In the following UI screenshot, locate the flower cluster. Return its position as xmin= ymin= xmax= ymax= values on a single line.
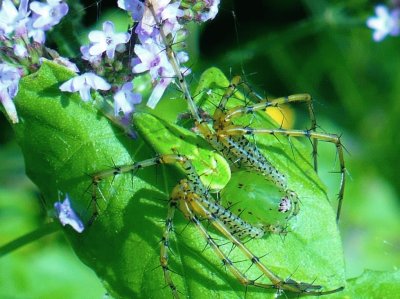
xmin=119 ymin=0 xmax=188 ymax=108
xmin=367 ymin=4 xmax=400 ymax=42
xmin=0 ymin=0 xmax=69 ymax=123
xmin=0 ymin=0 xmax=221 ymax=233
xmin=0 ymin=0 xmax=68 ymax=49
xmin=61 ymin=0 xmax=221 ymax=118
xmin=1 ymin=0 xmax=220 ymax=127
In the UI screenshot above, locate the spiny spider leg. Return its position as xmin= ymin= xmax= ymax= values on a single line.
xmin=160 ymin=195 xmax=180 ymax=299
xmin=217 ymin=76 xmax=319 ymax=173
xmin=91 ymin=153 xmax=340 ymax=297
xmin=196 ymin=76 xmax=345 ymax=221
xmin=220 ymin=126 xmax=346 ymax=222
xmin=90 ymin=154 xmax=264 ymax=293
xmin=176 ymin=179 xmax=343 ymax=296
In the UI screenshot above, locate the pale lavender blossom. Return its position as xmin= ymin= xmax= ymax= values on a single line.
xmin=114 ymin=82 xmax=142 ymax=116
xmin=132 ymin=40 xmax=175 ymax=108
xmin=137 ymin=0 xmax=183 ymax=37
xmin=30 ymin=0 xmax=68 ymax=30
xmin=80 ymin=45 xmax=102 ymax=65
xmin=159 ymin=1 xmax=183 ymax=36
xmin=176 ymin=51 xmax=189 ymax=63
xmin=27 ymin=22 xmax=46 ymax=43
xmin=59 ymin=72 xmax=111 ymax=102
xmin=88 ymin=21 xmax=131 ymax=59
xmin=200 ymin=0 xmax=220 ymax=22
xmin=54 ymin=195 xmax=84 ymax=233
xmin=0 ymin=63 xmax=21 ymax=123
xmin=147 ymin=77 xmax=173 ymax=108
xmin=52 ymin=56 xmax=79 ymax=73
xmin=132 ymin=41 xmax=174 ymax=79
xmin=0 ymin=0 xmax=30 ymax=37
xmin=367 ymin=5 xmax=400 ymax=42
xmin=13 ymin=44 xmax=28 ymax=58
xmin=117 ymin=0 xmax=145 ymax=21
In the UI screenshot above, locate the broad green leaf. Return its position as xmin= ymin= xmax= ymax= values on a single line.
xmin=330 ymin=270 xmax=400 ymax=298
xmin=11 ymin=61 xmax=345 ymax=298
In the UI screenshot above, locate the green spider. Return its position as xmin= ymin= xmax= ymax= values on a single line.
xmin=90 ymin=67 xmax=346 ymax=298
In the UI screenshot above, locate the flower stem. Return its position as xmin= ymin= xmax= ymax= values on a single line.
xmin=0 ymin=222 xmax=60 ymax=258
xmin=146 ymin=0 xmax=202 ymax=123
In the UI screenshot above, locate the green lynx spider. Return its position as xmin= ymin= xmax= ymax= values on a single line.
xmin=89 ymin=2 xmax=345 ymax=297
xmin=90 ymin=73 xmax=346 ymax=298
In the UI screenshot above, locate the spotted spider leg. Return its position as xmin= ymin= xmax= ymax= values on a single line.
xmin=198 ymin=77 xmax=345 ymax=221
xmin=170 ymin=173 xmax=344 ymax=296
xmin=221 ymin=126 xmax=345 ymax=221
xmin=230 ymin=77 xmax=319 ymax=173
xmin=194 ymin=82 xmax=302 ymax=224
xmin=91 ymin=154 xmax=260 ymax=295
xmin=91 ymin=153 xmax=342 ymax=297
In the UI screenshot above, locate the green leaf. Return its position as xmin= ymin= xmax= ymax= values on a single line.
xmin=330 ymin=270 xmax=400 ymax=298
xmin=132 ymin=112 xmax=231 ymax=191
xmin=11 ymin=62 xmax=345 ymax=298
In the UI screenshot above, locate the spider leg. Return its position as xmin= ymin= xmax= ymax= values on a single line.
xmin=160 ymin=195 xmax=180 ymax=299
xmin=176 ymin=179 xmax=343 ymax=295
xmin=220 ymin=126 xmax=346 ymax=222
xmin=215 ymin=76 xmax=319 ymax=173
xmin=90 ymin=151 xmax=343 ymax=296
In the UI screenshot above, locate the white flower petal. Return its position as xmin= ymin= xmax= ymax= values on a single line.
xmin=103 ymin=20 xmax=115 ymax=35
xmin=88 ymin=30 xmax=106 ymax=42
xmin=79 ymin=85 xmax=92 ymax=101
xmin=89 ymin=43 xmax=106 ymax=56
xmin=147 ymin=78 xmax=172 ymax=109
xmin=54 ymin=195 xmax=85 ymax=233
xmin=59 ymin=77 xmax=74 ymax=92
xmin=0 ymin=90 xmax=19 ymax=123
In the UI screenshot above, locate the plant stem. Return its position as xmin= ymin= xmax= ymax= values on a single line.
xmin=0 ymin=222 xmax=60 ymax=258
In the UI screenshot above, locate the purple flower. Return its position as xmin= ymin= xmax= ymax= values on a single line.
xmin=27 ymin=21 xmax=46 ymax=43
xmin=54 ymin=195 xmax=84 ymax=233
xmin=114 ymin=82 xmax=142 ymax=116
xmin=137 ymin=0 xmax=183 ymax=37
xmin=30 ymin=0 xmax=69 ymax=30
xmin=0 ymin=63 xmax=21 ymax=123
xmin=59 ymin=72 xmax=111 ymax=102
xmin=132 ymin=40 xmax=175 ymax=108
xmin=132 ymin=41 xmax=174 ymax=78
xmin=117 ymin=0 xmax=145 ymax=21
xmin=0 ymin=0 xmax=30 ymax=37
xmin=52 ymin=56 xmax=79 ymax=73
xmin=88 ymin=21 xmax=131 ymax=59
xmin=367 ymin=5 xmax=400 ymax=42
xmin=200 ymin=0 xmax=220 ymax=22
xmin=147 ymin=77 xmax=173 ymax=108
xmin=13 ymin=44 xmax=28 ymax=58
xmin=80 ymin=45 xmax=102 ymax=65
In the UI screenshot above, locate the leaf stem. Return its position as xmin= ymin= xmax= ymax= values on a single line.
xmin=0 ymin=221 xmax=60 ymax=258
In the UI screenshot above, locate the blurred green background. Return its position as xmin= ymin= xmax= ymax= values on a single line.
xmin=1 ymin=0 xmax=400 ymax=297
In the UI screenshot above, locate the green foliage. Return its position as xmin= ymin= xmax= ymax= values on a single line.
xmin=8 ymin=61 xmax=346 ymax=298
xmin=0 ymin=188 xmax=106 ymax=299
xmin=2 ymin=1 xmax=400 ymax=297
xmin=331 ymin=270 xmax=400 ymax=298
